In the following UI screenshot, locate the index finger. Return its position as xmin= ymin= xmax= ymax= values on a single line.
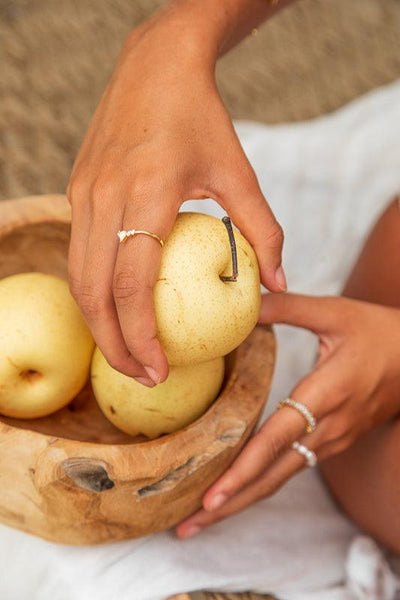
xmin=259 ymin=292 xmax=345 ymax=334
xmin=202 ymin=403 xmax=309 ymax=511
xmin=113 ymin=195 xmax=179 ymax=384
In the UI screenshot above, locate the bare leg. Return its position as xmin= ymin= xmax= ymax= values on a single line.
xmin=320 ymin=197 xmax=400 ymax=554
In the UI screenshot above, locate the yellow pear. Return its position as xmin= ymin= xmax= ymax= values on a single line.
xmin=91 ymin=347 xmax=225 ymax=439
xmin=0 ymin=272 xmax=94 ymax=418
xmin=154 ymin=212 xmax=261 ymax=365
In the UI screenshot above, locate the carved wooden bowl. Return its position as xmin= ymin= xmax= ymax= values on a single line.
xmin=0 ymin=195 xmax=276 ymax=545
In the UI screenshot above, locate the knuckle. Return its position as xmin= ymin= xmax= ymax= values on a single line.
xmin=127 ymin=174 xmax=171 ymax=209
xmin=78 ymin=287 xmax=106 ymax=317
xmin=265 ymin=220 xmax=284 ymax=249
xmin=259 ymin=427 xmax=289 ymax=462
xmin=129 ymin=172 xmax=156 ymax=198
xmin=113 ymin=270 xmax=142 ymax=304
xmin=267 ymin=437 xmax=284 ymax=462
xmin=90 ymin=177 xmax=119 ymax=205
xmin=66 ymin=176 xmax=87 ymax=204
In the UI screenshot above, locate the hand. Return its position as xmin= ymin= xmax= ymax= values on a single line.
xmin=66 ymin=11 xmax=285 ymax=387
xmin=176 ymin=293 xmax=400 ymax=538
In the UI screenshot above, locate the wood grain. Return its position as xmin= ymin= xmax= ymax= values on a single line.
xmin=0 ymin=195 xmax=276 ymax=545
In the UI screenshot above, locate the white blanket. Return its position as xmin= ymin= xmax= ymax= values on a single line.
xmin=2 ymin=80 xmax=400 ymax=600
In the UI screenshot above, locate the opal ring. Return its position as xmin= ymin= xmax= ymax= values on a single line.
xmin=291 ymin=441 xmax=317 ymax=467
xmin=117 ymin=229 xmax=164 ymax=248
xmin=276 ymin=397 xmax=317 ymax=434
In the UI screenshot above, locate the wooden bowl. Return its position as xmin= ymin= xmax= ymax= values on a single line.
xmin=0 ymin=195 xmax=276 ymax=545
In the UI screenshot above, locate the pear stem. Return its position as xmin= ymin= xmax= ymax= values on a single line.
xmin=220 ymin=216 xmax=238 ymax=282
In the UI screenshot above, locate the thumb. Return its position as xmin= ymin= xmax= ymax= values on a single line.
xmin=259 ymin=293 xmax=340 ymax=334
xmin=222 ymin=175 xmax=285 ymax=293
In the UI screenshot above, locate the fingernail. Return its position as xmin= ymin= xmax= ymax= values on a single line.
xmin=135 ymin=376 xmax=155 ymax=387
xmin=144 ymin=366 xmax=162 ymax=385
xmin=275 ymin=265 xmax=287 ymax=291
xmin=206 ymin=493 xmax=227 ymax=512
xmin=181 ymin=525 xmax=201 ymax=539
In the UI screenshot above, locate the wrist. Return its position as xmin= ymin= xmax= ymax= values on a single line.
xmin=123 ymin=2 xmax=226 ymax=71
xmin=122 ymin=0 xmax=289 ymax=74
xmin=157 ymin=0 xmax=289 ymax=56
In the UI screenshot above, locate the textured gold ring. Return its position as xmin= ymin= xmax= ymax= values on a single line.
xmin=276 ymin=397 xmax=317 ymax=434
xmin=117 ymin=229 xmax=164 ymax=248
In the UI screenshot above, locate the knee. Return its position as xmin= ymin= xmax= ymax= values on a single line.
xmin=320 ymin=424 xmax=400 ymax=555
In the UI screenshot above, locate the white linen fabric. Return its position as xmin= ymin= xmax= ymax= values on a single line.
xmin=1 ymin=80 xmax=400 ymax=600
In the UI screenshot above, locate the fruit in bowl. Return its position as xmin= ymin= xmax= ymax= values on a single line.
xmin=154 ymin=212 xmax=261 ymax=365
xmin=92 ymin=348 xmax=225 ymax=439
xmin=0 ymin=194 xmax=275 ymax=545
xmin=0 ymin=272 xmax=94 ymax=418
xmin=91 ymin=211 xmax=261 ymax=439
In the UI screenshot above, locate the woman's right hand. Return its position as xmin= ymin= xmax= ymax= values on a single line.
xmin=67 ymin=7 xmax=285 ymax=387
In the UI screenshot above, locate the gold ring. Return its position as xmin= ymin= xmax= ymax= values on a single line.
xmin=276 ymin=397 xmax=317 ymax=434
xmin=117 ymin=229 xmax=164 ymax=247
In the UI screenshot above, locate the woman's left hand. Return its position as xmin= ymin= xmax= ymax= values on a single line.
xmin=176 ymin=293 xmax=400 ymax=538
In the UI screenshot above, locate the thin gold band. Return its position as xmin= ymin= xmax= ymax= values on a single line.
xmin=117 ymin=229 xmax=164 ymax=248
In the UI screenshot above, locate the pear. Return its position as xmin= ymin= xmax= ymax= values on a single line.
xmin=91 ymin=347 xmax=224 ymax=439
xmin=0 ymin=273 xmax=94 ymax=418
xmin=154 ymin=212 xmax=261 ymax=365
